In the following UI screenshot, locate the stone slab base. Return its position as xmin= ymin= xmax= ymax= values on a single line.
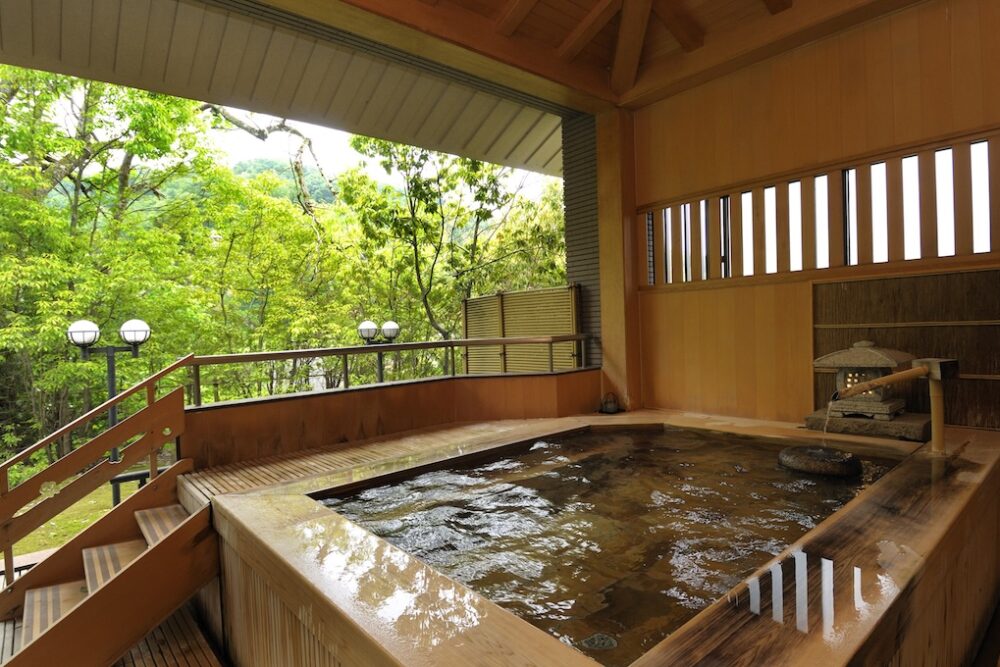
xmin=804 ymin=410 xmax=931 ymax=442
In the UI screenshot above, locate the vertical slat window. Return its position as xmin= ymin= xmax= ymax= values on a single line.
xmin=886 ymin=157 xmax=905 ymax=262
xmin=670 ymin=205 xmax=683 ymax=284
xmin=699 ymin=200 xmax=707 ymax=279
xmin=827 ymin=172 xmax=846 ymax=268
xmin=815 ymin=175 xmax=830 ymax=269
xmin=730 ymin=193 xmax=744 ymax=278
xmin=989 ymin=136 xmax=1000 ymax=250
xmin=871 ymin=162 xmax=889 ymax=263
xmin=742 ymin=191 xmax=754 ymax=276
xmin=918 ymin=151 xmax=937 ymax=259
xmin=935 ymin=148 xmax=956 ymax=257
xmin=708 ymin=198 xmax=723 ymax=279
xmin=856 ymin=166 xmax=873 ymax=264
xmin=952 ymin=143 xmax=974 ymax=256
xmin=645 ymin=211 xmax=655 ymax=285
xmin=789 ymin=181 xmax=803 ymax=271
xmin=971 ymin=141 xmax=991 ymax=253
xmin=776 ymin=182 xmax=790 ymax=273
xmin=902 ymin=155 xmax=922 ymax=260
xmin=753 ymin=187 xmax=766 ymax=275
xmin=682 ymin=203 xmax=692 ymax=282
xmin=690 ymin=200 xmax=704 ymax=281
xmin=653 ymin=209 xmax=666 ymax=284
xmin=845 ymin=168 xmax=858 ymax=266
xmin=664 ymin=208 xmax=674 ymax=283
xmin=801 ymin=177 xmax=816 ymax=271
xmin=763 ymin=186 xmax=777 ymax=274
xmin=720 ymin=196 xmax=732 ymax=278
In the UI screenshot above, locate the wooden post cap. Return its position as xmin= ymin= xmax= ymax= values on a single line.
xmin=912 ymin=358 xmax=959 ymax=380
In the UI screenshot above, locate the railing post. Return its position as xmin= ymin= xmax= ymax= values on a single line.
xmin=548 ymin=342 xmax=555 ymax=372
xmin=191 ymin=364 xmax=202 ymax=407
xmin=147 ymin=384 xmax=158 ymax=482
xmin=376 ymin=351 xmax=385 ymax=383
xmin=342 ymin=355 xmax=350 ymax=389
xmin=1 ymin=469 xmax=11 ymax=586
xmin=450 ymin=344 xmax=457 ymax=376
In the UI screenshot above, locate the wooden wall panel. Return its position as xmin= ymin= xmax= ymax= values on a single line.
xmin=634 ymin=0 xmax=1000 ymax=207
xmin=181 ymin=370 xmax=601 ymax=468
xmin=639 ymin=282 xmax=813 ymax=422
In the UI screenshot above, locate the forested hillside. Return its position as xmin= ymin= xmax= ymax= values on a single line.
xmin=0 ymin=65 xmax=565 ymax=466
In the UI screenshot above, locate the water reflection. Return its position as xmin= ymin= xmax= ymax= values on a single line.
xmin=324 ymin=428 xmax=891 ymax=666
xmin=736 ymin=542 xmax=921 ymax=650
xmin=296 ymin=514 xmax=484 ymax=649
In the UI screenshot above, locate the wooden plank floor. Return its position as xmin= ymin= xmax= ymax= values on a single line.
xmin=179 ymin=418 xmax=584 ymax=505
xmin=113 ymin=604 xmax=222 ymax=667
xmin=179 ymin=410 xmax=919 ymax=506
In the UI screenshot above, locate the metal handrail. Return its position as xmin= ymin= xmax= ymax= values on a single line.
xmin=188 ymin=334 xmax=587 ymax=366
xmin=187 ymin=334 xmax=589 ymax=406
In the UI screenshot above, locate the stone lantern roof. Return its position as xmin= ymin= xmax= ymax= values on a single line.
xmin=813 ymin=340 xmax=914 ymax=369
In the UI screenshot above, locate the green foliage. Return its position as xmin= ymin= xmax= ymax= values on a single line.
xmin=0 ymin=64 xmax=566 ymax=461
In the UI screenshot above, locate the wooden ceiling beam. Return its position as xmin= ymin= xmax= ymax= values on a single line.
xmin=651 ymin=0 xmax=704 ymax=52
xmin=762 ymin=0 xmax=793 ymax=14
xmin=621 ymin=0 xmax=929 ymax=108
xmin=611 ymin=0 xmax=653 ymax=93
xmin=556 ymin=0 xmax=623 ymax=61
xmin=496 ymin=0 xmax=540 ymax=37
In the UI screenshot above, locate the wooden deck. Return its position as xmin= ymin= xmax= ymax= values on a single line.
xmin=114 ymin=604 xmax=222 ymax=667
xmin=0 ymin=604 xmax=220 ymax=666
xmin=178 ymin=409 xmax=918 ymax=507
xmin=178 ymin=417 xmax=593 ymax=506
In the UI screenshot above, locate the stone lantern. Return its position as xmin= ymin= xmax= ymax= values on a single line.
xmin=813 ymin=340 xmax=914 ymax=420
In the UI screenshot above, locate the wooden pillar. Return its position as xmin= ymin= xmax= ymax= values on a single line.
xmin=597 ymin=109 xmax=641 ymax=409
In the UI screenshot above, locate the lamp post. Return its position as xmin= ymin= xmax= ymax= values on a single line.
xmin=357 ymin=320 xmax=400 ymax=383
xmin=67 ymin=318 xmax=151 ymax=505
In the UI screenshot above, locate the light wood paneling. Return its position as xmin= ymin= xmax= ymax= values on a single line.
xmin=181 ymin=370 xmax=601 ymax=468
xmin=634 ymin=0 xmax=1000 ymax=206
xmin=638 ymin=281 xmax=813 ymax=421
xmin=596 ymin=110 xmax=642 ymax=407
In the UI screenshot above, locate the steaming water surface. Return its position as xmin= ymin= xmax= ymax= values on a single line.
xmin=323 ymin=427 xmax=891 ymax=666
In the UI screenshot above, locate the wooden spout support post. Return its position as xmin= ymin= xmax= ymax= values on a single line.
xmin=912 ymin=358 xmax=959 ymax=455
xmin=835 ymin=358 xmax=958 ymax=454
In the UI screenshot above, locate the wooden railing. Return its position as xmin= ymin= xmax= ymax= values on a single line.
xmin=187 ymin=334 xmax=589 ymax=406
xmin=638 ymin=129 xmax=1000 ymax=288
xmin=0 ymin=354 xmax=193 ymax=584
xmin=0 ymin=335 xmax=589 ymax=581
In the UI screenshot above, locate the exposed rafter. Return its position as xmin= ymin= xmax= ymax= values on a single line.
xmin=611 ymin=0 xmax=653 ymax=93
xmin=556 ymin=0 xmax=623 ymax=61
xmin=496 ymin=0 xmax=540 ymax=36
xmin=762 ymin=0 xmax=793 ymax=14
xmin=651 ymin=0 xmax=704 ymax=52
xmin=622 ymin=0 xmax=930 ymax=107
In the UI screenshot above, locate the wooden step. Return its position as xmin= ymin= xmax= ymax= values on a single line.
xmin=81 ymin=540 xmax=147 ymax=594
xmin=134 ymin=505 xmax=187 ymax=546
xmin=21 ymin=580 xmax=87 ymax=646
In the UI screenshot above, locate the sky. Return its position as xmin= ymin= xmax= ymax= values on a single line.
xmin=207 ymin=108 xmax=559 ymax=200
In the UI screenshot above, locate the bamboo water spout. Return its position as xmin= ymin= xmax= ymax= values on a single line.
xmin=833 ymin=358 xmax=958 ymax=455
